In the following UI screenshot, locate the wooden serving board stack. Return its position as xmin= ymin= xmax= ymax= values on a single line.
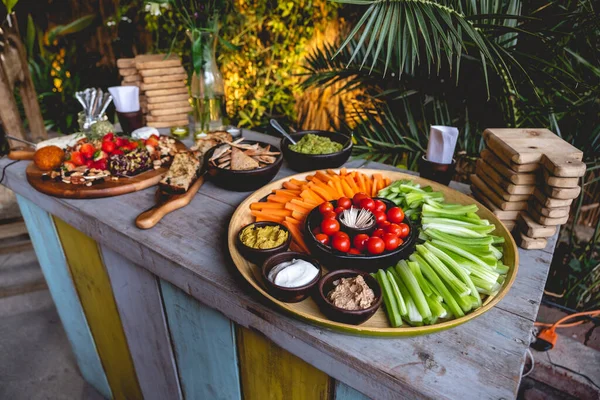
xmin=116 ymin=54 xmax=192 ymax=129
xmin=470 ymin=128 xmax=585 ymax=250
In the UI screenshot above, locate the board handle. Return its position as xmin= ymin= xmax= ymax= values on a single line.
xmin=8 ymin=148 xmax=35 ymax=160
xmin=135 ymin=176 xmax=205 ymax=229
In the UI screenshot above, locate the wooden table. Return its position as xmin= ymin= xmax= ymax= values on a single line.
xmin=0 ymin=130 xmax=557 ymax=400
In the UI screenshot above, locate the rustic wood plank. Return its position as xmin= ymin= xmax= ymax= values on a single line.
xmin=236 ymin=326 xmax=331 ymax=400
xmin=334 ymin=381 xmax=371 ymax=400
xmin=0 ymin=220 xmax=27 ymax=239
xmin=0 ymin=131 xmax=557 ymax=400
xmin=100 ymin=246 xmax=182 ymax=400
xmin=159 ymin=280 xmax=241 ymax=400
xmin=52 ymin=217 xmax=142 ymax=400
xmin=15 ymin=195 xmax=112 ymax=399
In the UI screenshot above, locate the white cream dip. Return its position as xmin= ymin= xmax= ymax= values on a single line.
xmin=268 ymin=259 xmax=319 ymax=288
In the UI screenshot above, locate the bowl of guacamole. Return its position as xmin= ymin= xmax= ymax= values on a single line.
xmin=281 ymin=130 xmax=352 ymax=172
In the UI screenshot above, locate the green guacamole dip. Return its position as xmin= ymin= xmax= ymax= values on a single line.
xmin=240 ymin=225 xmax=288 ymax=249
xmin=289 ymin=134 xmax=343 ymax=155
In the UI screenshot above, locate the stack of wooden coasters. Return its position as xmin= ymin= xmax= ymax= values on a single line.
xmin=470 ymin=128 xmax=585 ymax=249
xmin=116 ymin=54 xmax=191 ymax=129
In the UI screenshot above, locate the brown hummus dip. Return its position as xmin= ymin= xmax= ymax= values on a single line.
xmin=327 ymin=275 xmax=375 ymax=310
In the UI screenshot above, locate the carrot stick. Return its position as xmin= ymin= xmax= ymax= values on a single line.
xmin=285 ymin=202 xmax=311 ymax=213
xmin=283 ymin=181 xmax=301 ymax=191
xmin=250 ymin=202 xmax=286 ymax=210
xmin=384 ymin=177 xmax=392 ymax=187
xmin=340 ymin=168 xmax=348 ymax=176
xmin=290 ymin=178 xmax=306 ymax=186
xmin=285 ymin=216 xmax=302 ymax=226
xmin=300 ymin=189 xmax=324 ymax=204
xmin=251 ymin=210 xmax=285 ymax=222
xmin=315 ymin=171 xmax=331 ymax=182
xmin=283 ymin=221 xmax=310 ymax=253
xmin=310 ymin=184 xmax=334 ymax=201
xmin=312 ymin=178 xmax=339 ymax=199
xmin=356 ymin=173 xmax=367 ymax=193
xmin=273 ymin=189 xmax=300 ymax=198
xmin=290 ymin=198 xmax=318 ymax=210
xmin=291 ymin=210 xmax=307 ymax=220
xmin=267 ymin=195 xmax=292 ymax=204
xmin=372 ymin=177 xmax=380 ymax=197
xmin=344 ymin=175 xmax=360 ymax=194
xmin=326 ymin=169 xmax=339 ymax=176
xmin=327 ymin=181 xmax=343 ymax=198
xmin=340 ymin=179 xmax=354 ymax=197
xmin=364 ymin=176 xmax=372 ymax=197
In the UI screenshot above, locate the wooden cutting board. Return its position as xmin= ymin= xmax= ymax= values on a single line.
xmin=26 ymin=139 xmax=187 ymax=199
xmin=480 ymin=149 xmax=536 ymax=185
xmin=475 ymin=168 xmax=530 ymax=202
xmin=518 ymin=213 xmax=556 ymax=238
xmin=471 ymin=185 xmax=521 ymax=220
xmin=476 ymin=159 xmax=535 ymax=195
xmin=541 ymin=168 xmax=580 ymax=188
xmin=470 ymin=175 xmax=528 ymax=211
xmin=543 ymin=184 xmax=581 ymax=200
xmin=483 ymin=128 xmax=583 ymax=165
xmin=529 ymin=199 xmax=570 ymax=218
xmin=515 ymin=231 xmax=547 ymax=250
xmin=529 ymin=207 xmax=569 ymax=226
xmin=532 ymin=188 xmax=573 ymax=208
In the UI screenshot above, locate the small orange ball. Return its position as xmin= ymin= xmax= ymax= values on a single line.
xmin=33 ymin=145 xmax=65 ymax=171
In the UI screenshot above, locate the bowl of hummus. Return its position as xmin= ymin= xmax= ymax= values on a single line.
xmin=236 ymin=222 xmax=292 ymax=265
xmin=316 ymin=269 xmax=382 ymax=325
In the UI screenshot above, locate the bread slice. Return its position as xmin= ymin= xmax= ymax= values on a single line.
xmin=159 ymin=152 xmax=200 ymax=193
xmin=231 ymin=147 xmax=259 ymax=170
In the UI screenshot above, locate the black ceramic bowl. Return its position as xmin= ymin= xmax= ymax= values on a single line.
xmin=204 ymin=140 xmax=283 ymax=192
xmin=236 ymin=222 xmax=292 ymax=265
xmin=262 ymin=252 xmax=322 ymax=303
xmin=304 ymin=199 xmax=417 ymax=272
xmin=280 ymin=130 xmax=352 ymax=172
xmin=316 ymin=269 xmax=382 ymax=325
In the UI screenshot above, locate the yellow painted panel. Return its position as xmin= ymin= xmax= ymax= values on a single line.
xmin=53 ymin=217 xmax=142 ymax=400
xmin=236 ymin=326 xmax=331 ymax=400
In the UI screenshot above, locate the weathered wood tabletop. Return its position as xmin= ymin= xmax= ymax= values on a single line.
xmin=0 ymin=130 xmax=556 ymax=399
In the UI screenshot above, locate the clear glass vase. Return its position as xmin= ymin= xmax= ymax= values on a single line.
xmin=188 ymin=30 xmax=227 ymax=138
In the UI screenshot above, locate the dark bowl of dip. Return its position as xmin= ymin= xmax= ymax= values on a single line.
xmin=281 ymin=131 xmax=352 ymax=172
xmin=262 ymin=252 xmax=322 ymax=303
xmin=315 ymin=269 xmax=382 ymax=325
xmin=236 ymin=222 xmax=292 ymax=265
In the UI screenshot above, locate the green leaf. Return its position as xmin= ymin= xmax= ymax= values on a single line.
xmin=2 ymin=0 xmax=19 ymax=14
xmin=26 ymin=14 xmax=35 ymax=57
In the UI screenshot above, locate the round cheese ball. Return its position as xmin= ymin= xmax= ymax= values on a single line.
xmin=33 ymin=145 xmax=65 ymax=171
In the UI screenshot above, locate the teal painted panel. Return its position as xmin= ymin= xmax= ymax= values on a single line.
xmin=16 ymin=195 xmax=112 ymax=399
xmin=159 ymin=279 xmax=242 ymax=400
xmin=334 ymin=381 xmax=372 ymax=400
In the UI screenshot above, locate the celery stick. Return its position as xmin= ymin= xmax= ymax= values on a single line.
xmin=386 ymin=269 xmax=407 ymax=316
xmin=469 ymin=296 xmax=481 ymax=308
xmin=416 ymin=245 xmax=470 ymax=297
xmin=421 ymin=218 xmax=496 ymax=233
xmin=396 ymin=262 xmax=432 ymax=319
xmin=423 ymin=203 xmax=478 ymax=215
xmin=392 ymin=270 xmax=422 ymax=323
xmin=426 ymin=295 xmax=447 ymax=319
xmin=424 ymin=242 xmax=482 ymax=307
xmin=432 ymin=239 xmax=497 ymax=268
xmin=410 ymin=254 xmax=464 ymax=318
xmin=495 ymin=262 xmax=510 ymax=274
xmin=450 ymin=286 xmax=473 ymax=313
xmin=425 ymin=229 xmax=492 ymax=244
xmin=421 ymin=211 xmax=487 ymax=224
xmin=443 ymin=250 xmax=499 ymax=280
xmin=406 ymin=261 xmax=433 ymax=297
xmin=491 ymin=235 xmax=505 ymax=244
xmin=375 ymin=270 xmax=402 ymax=327
xmin=470 ymin=276 xmax=498 ymax=292
xmin=490 ymin=245 xmax=503 ymax=260
xmin=423 ymin=224 xmax=486 ymax=238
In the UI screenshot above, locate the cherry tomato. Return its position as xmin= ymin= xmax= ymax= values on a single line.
xmin=382 ymin=233 xmax=400 ymax=251
xmin=373 ymin=211 xmax=387 ymax=224
xmin=101 ymin=141 xmax=116 ymax=154
xmin=352 ymin=192 xmax=369 ymax=206
xmin=385 ymin=223 xmax=402 ymax=237
xmin=378 ymin=220 xmax=391 ymax=229
xmin=322 ymin=211 xmax=337 ymax=220
xmin=334 ymin=206 xmax=345 ymax=215
xmin=315 ymin=233 xmax=330 ymax=246
xmin=348 ymin=248 xmax=361 ymax=255
xmin=332 ymin=231 xmax=349 ymax=240
xmin=102 ymin=133 xmax=114 ymax=142
xmin=366 ymin=237 xmax=385 ymax=255
xmin=332 ymin=235 xmax=351 ymax=253
xmin=353 ymin=234 xmax=370 ymax=251
xmin=387 ymin=207 xmax=405 ymax=224
xmin=319 ymin=202 xmax=334 ymax=214
xmin=320 ymin=218 xmax=340 ymax=236
xmin=373 ymin=199 xmax=387 ymax=213
xmin=359 ymin=198 xmax=375 ymax=211
xmin=372 ymin=228 xmax=386 ymax=238
xmin=337 ymin=197 xmax=352 ymax=209
xmin=397 ymin=222 xmax=410 ymax=238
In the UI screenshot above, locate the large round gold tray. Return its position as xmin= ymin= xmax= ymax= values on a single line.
xmin=228 ymin=169 xmax=519 ymax=336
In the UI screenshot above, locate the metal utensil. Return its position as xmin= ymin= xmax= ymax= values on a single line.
xmin=5 ymin=135 xmax=37 ymax=148
xmin=270 ymin=119 xmax=297 ymax=145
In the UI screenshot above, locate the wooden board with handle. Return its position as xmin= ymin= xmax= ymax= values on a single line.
xmin=145 ymin=87 xmax=188 ymax=97
xmin=529 ymin=207 xmax=569 ymax=226
xmin=529 ymin=199 xmax=570 ymax=218
xmin=541 ymin=168 xmax=580 ymax=188
xmin=470 ymin=174 xmax=528 ymax=211
xmin=143 ymin=73 xmax=187 ymax=84
xmin=471 ymin=185 xmax=521 ymax=220
xmin=146 ymin=113 xmax=189 ymax=122
xmin=480 ymin=149 xmax=536 ymax=185
xmin=136 ymin=176 xmax=205 ymax=229
xmin=476 ymin=159 xmax=535 ymax=195
xmin=146 ymin=93 xmax=189 ymax=104
xmin=141 ymin=81 xmax=187 ymax=91
xmin=136 ymin=58 xmax=182 ymax=71
xmin=515 ymin=231 xmax=547 ymax=250
xmin=532 ymin=187 xmax=573 ymax=208
xmin=541 ymin=155 xmax=586 ymax=178
xmin=147 ymin=100 xmax=191 ymax=111
xmin=543 ymin=184 xmax=581 ymax=200
xmin=483 ymin=128 xmax=583 ymax=165
xmin=474 ymin=168 xmax=530 ymax=202
xmin=517 ymin=213 xmax=556 ymax=238
xmin=8 ymin=147 xmax=35 ymax=160
xmin=25 ymin=140 xmax=187 ymax=199
xmin=139 ymin=67 xmax=186 ymax=78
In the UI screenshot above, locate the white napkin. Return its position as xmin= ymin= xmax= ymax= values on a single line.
xmin=108 ymin=86 xmax=140 ymax=112
xmin=426 ymin=125 xmax=459 ymax=164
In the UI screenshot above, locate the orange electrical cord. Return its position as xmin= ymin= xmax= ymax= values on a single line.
xmin=534 ymin=310 xmax=600 ymax=329
xmin=532 ymin=310 xmax=600 ymax=351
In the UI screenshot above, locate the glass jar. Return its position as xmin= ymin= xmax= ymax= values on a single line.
xmin=188 ymin=30 xmax=227 ymax=139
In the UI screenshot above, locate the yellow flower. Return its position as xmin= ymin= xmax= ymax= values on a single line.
xmin=54 ymin=78 xmax=62 ymax=89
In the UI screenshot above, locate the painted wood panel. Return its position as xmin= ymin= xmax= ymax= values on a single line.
xmin=334 ymin=381 xmax=371 ymax=400
xmin=16 ymin=195 xmax=112 ymax=399
xmin=101 ymin=245 xmax=182 ymax=400
xmin=236 ymin=326 xmax=331 ymax=400
xmin=52 ymin=217 xmax=142 ymax=400
xmin=159 ymin=279 xmax=242 ymax=400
